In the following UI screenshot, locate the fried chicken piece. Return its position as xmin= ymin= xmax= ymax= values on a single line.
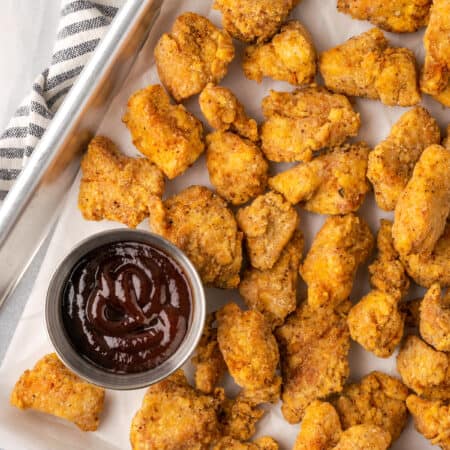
xmin=367 ymin=107 xmax=440 ymax=211
xmin=239 ymin=230 xmax=303 ymax=328
xmin=334 ymin=371 xmax=409 ymax=442
xmin=216 ymin=303 xmax=281 ymax=403
xmin=122 ymin=84 xmax=204 ymax=179
xmin=78 ymin=136 xmax=164 ymax=228
xmin=236 ymin=191 xmax=299 ymax=270
xmin=276 ymin=300 xmax=351 ymax=423
xmin=10 ymin=353 xmax=105 ymax=431
xmin=206 ymin=131 xmax=268 ymax=205
xmin=260 ymin=86 xmax=360 ymax=162
xmin=319 ymin=28 xmax=420 ymax=106
xmin=269 ymin=143 xmax=370 ymax=214
xmin=199 ymin=84 xmax=258 ymax=142
xmin=149 ymin=186 xmax=242 ymax=289
xmin=154 ymin=13 xmax=234 ymax=101
xmin=337 ymin=0 xmax=431 ymax=33
xmin=243 ymin=21 xmax=316 ymax=85
xmin=213 ymin=436 xmax=279 ymax=450
xmin=130 ymin=370 xmax=222 ymax=450
xmin=300 ymin=214 xmax=374 ymax=309
xmin=333 ymin=425 xmax=391 ymax=450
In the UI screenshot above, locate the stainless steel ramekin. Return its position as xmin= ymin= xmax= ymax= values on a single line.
xmin=45 ymin=229 xmax=205 ymax=390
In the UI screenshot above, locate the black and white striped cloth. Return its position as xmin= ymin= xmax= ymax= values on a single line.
xmin=0 ymin=0 xmax=124 ymax=201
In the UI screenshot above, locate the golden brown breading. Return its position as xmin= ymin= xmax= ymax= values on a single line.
xmin=243 ymin=21 xmax=316 ymax=85
xmin=300 ymin=214 xmax=374 ymax=309
xmin=216 ymin=303 xmax=281 ymax=403
xmin=269 ymin=143 xmax=370 ymax=214
xmin=78 ymin=136 xmax=164 ymax=228
xmin=367 ymin=107 xmax=441 ymax=211
xmin=149 ymin=186 xmax=242 ymax=289
xmin=319 ymin=28 xmax=420 ymax=106
xmin=400 ymin=298 xmax=422 ymax=329
xmin=213 ymin=436 xmax=279 ymax=450
xmin=206 ymin=131 xmax=268 ymax=205
xmin=239 ymin=230 xmax=303 ymax=328
xmin=236 ymin=191 xmax=299 ymax=270
xmin=154 ymin=13 xmax=234 ymax=101
xmin=337 ymin=0 xmax=431 ymax=33
xmin=332 ymin=424 xmax=391 ymax=450
xmin=10 ymin=353 xmax=105 ymax=432
xmin=199 ymin=84 xmax=258 ymax=142
xmin=122 ymin=84 xmax=204 ymax=179
xmin=276 ymin=300 xmax=351 ymax=423
xmin=130 ymin=370 xmax=222 ymax=450
xmin=260 ymin=86 xmax=360 ymax=162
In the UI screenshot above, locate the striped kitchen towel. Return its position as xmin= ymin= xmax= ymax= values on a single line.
xmin=0 ymin=0 xmax=124 ymax=201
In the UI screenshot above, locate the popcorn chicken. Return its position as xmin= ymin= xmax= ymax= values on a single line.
xmin=269 ymin=142 xmax=370 ymax=214
xmin=10 ymin=353 xmax=105 ymax=432
xmin=243 ymin=21 xmax=316 ymax=85
xmin=337 ymin=0 xmax=431 ymax=33
xmin=239 ymin=230 xmax=303 ymax=328
xmin=122 ymin=85 xmax=204 ymax=179
xmin=199 ymin=84 xmax=258 ymax=142
xmin=213 ymin=436 xmax=279 ymax=450
xmin=236 ymin=192 xmax=299 ymax=270
xmin=206 ymin=131 xmax=268 ymax=205
xmin=149 ymin=186 xmax=242 ymax=289
xmin=276 ymin=300 xmax=351 ymax=423
xmin=367 ymin=107 xmax=441 ymax=211
xmin=78 ymin=136 xmax=164 ymax=228
xmin=300 ymin=214 xmax=374 ymax=309
xmin=261 ymin=86 xmax=360 ymax=162
xmin=154 ymin=13 xmax=234 ymax=101
xmin=319 ymin=28 xmax=420 ymax=106
xmin=333 ymin=425 xmax=391 ymax=450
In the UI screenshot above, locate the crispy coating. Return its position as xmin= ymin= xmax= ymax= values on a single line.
xmin=10 ymin=353 xmax=105 ymax=431
xmin=400 ymin=298 xmax=422 ymax=329
xmin=154 ymin=13 xmax=234 ymax=101
xmin=78 ymin=136 xmax=164 ymax=228
xmin=213 ymin=436 xmax=279 ymax=450
xmin=243 ymin=21 xmax=316 ymax=85
xmin=236 ymin=191 xmax=299 ymax=270
xmin=122 ymin=84 xmax=204 ymax=179
xmin=130 ymin=370 xmax=222 ymax=450
xmin=217 ymin=303 xmax=281 ymax=403
xmin=199 ymin=84 xmax=258 ymax=142
xmin=392 ymin=145 xmax=450 ymax=257
xmin=300 ymin=214 xmax=374 ymax=309
xmin=260 ymin=86 xmax=360 ymax=162
xmin=269 ymin=143 xmax=370 ymax=214
xmin=319 ymin=28 xmax=420 ymax=106
xmin=149 ymin=186 xmax=242 ymax=288
xmin=239 ymin=230 xmax=303 ymax=328
xmin=333 ymin=425 xmax=391 ymax=450
xmin=367 ymin=106 xmax=441 ymax=211
xmin=276 ymin=300 xmax=351 ymax=423
xmin=206 ymin=131 xmax=268 ymax=205
xmin=337 ymin=0 xmax=431 ymax=33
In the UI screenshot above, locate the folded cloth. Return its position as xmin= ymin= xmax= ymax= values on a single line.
xmin=0 ymin=0 xmax=124 ymax=201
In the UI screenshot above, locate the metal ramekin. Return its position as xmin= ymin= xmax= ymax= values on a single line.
xmin=45 ymin=229 xmax=205 ymax=390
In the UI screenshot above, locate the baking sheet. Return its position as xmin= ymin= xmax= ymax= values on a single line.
xmin=0 ymin=0 xmax=449 ymax=448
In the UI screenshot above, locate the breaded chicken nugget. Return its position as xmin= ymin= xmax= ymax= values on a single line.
xmin=333 ymin=424 xmax=391 ymax=450
xmin=149 ymin=186 xmax=242 ymax=288
xmin=236 ymin=191 xmax=299 ymax=270
xmin=261 ymin=86 xmax=360 ymax=162
xmin=320 ymin=28 xmax=420 ymax=106
xmin=276 ymin=300 xmax=351 ymax=423
xmin=337 ymin=0 xmax=431 ymax=33
xmin=243 ymin=21 xmax=316 ymax=85
xmin=300 ymin=214 xmax=374 ymax=309
xmin=122 ymin=85 xmax=204 ymax=179
xmin=239 ymin=230 xmax=303 ymax=328
xmin=10 ymin=353 xmax=105 ymax=431
xmin=367 ymin=107 xmax=440 ymax=211
xmin=213 ymin=436 xmax=279 ymax=450
xmin=199 ymin=84 xmax=258 ymax=142
xmin=154 ymin=13 xmax=234 ymax=101
xmin=269 ymin=143 xmax=370 ymax=214
xmin=206 ymin=131 xmax=268 ymax=205
xmin=78 ymin=136 xmax=164 ymax=228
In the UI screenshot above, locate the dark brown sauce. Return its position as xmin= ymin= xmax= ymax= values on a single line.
xmin=62 ymin=241 xmax=192 ymax=374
